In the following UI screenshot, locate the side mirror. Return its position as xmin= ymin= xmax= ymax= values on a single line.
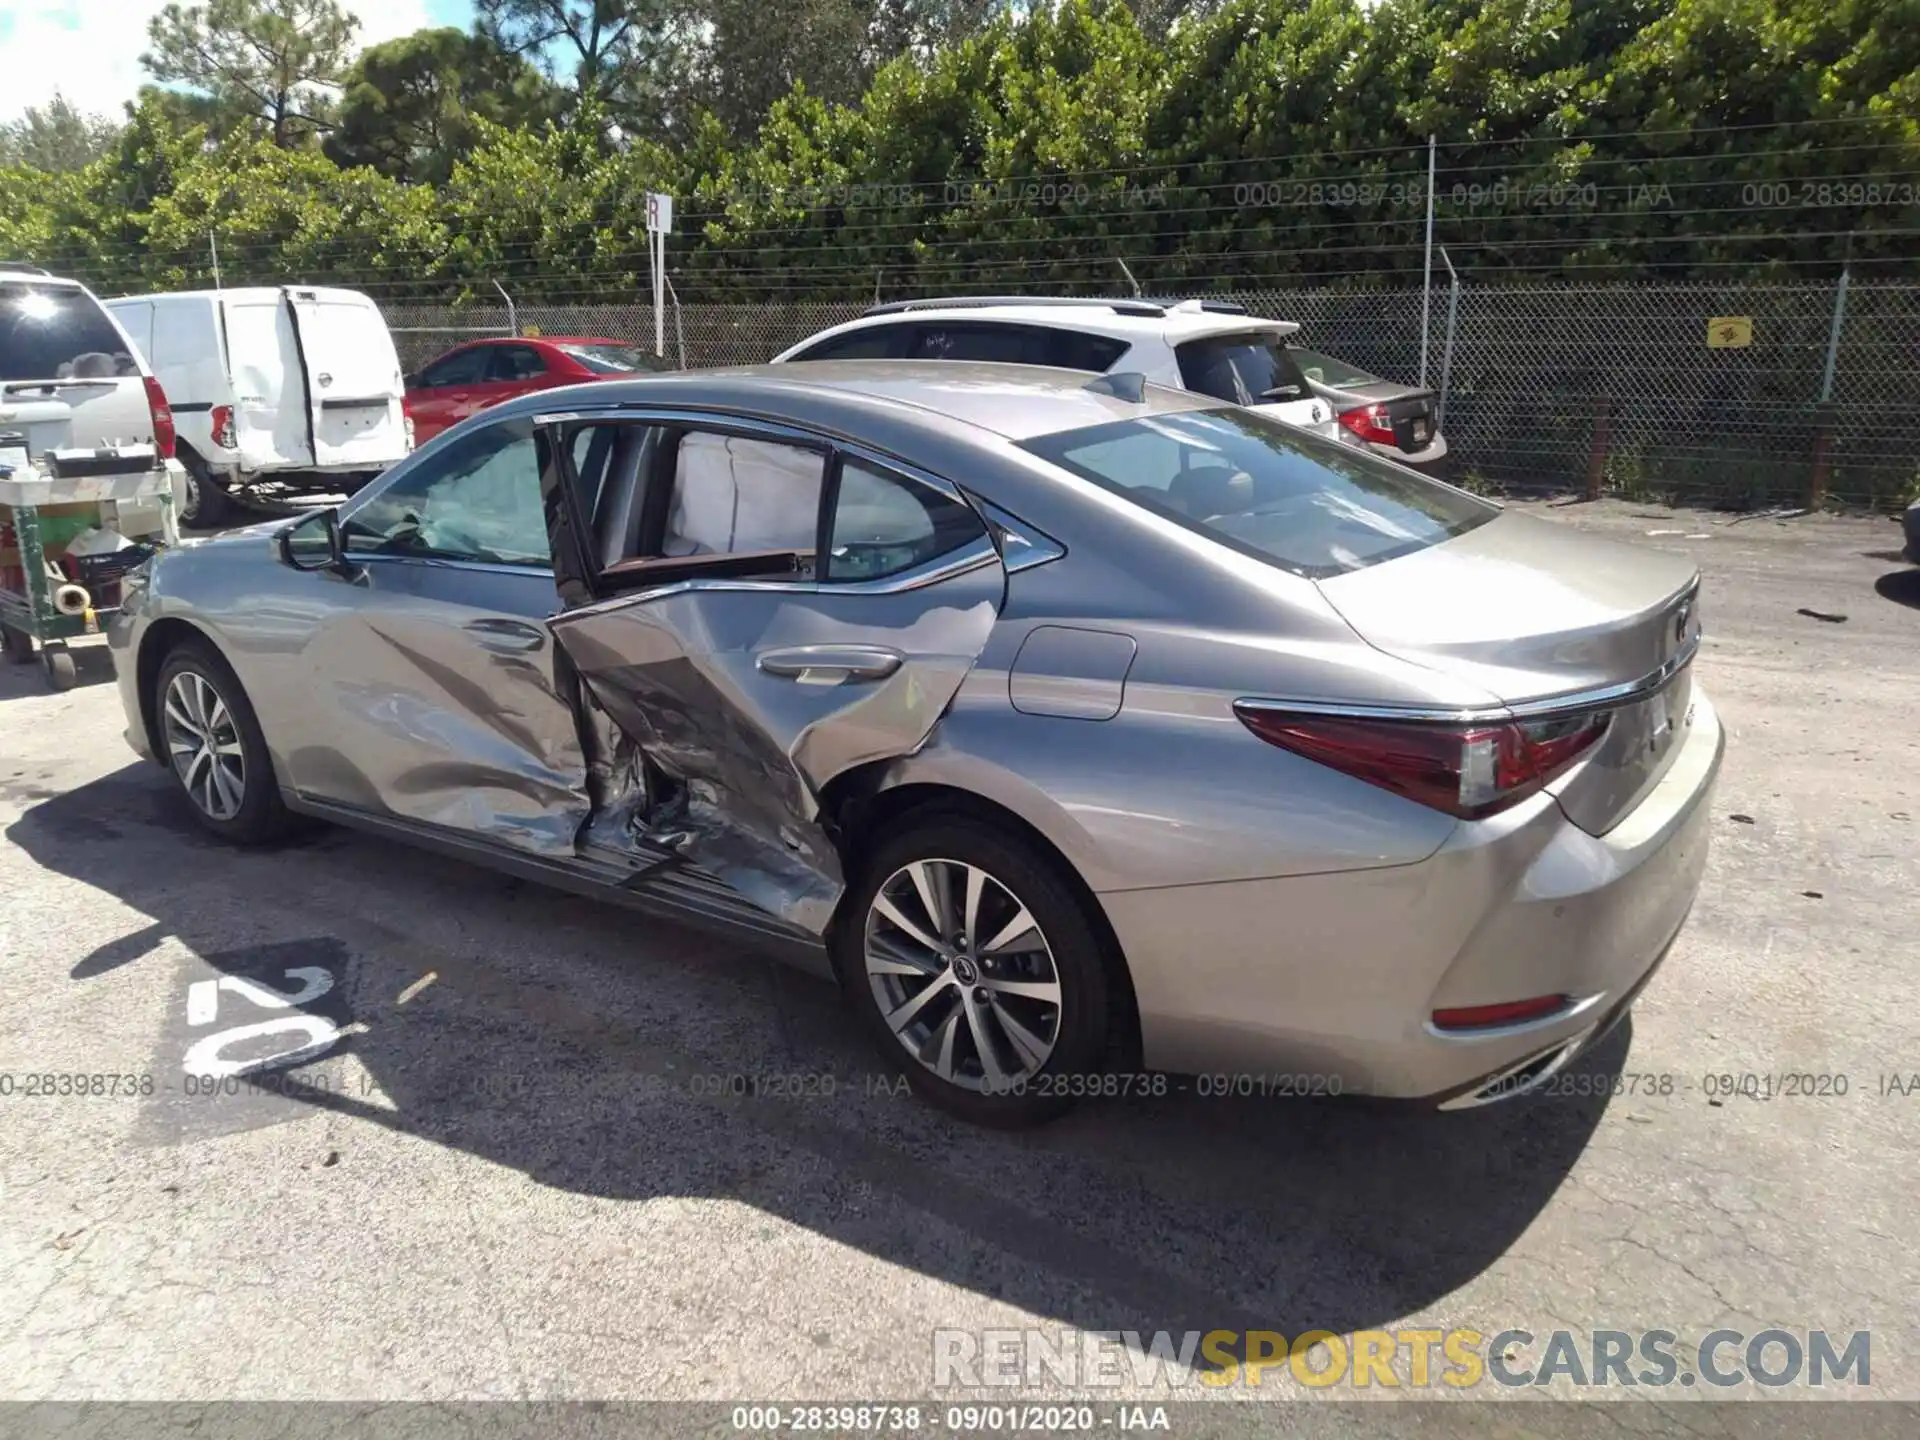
xmin=280 ymin=508 xmax=344 ymax=572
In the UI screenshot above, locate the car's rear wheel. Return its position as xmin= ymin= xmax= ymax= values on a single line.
xmin=178 ymin=450 xmax=232 ymax=531
xmin=155 ymin=641 xmax=291 ymax=844
xmin=837 ymin=813 xmax=1112 ymax=1127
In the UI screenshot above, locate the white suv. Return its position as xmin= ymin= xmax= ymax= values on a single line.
xmin=1 ymin=264 xmax=175 ymax=461
xmin=771 ymin=296 xmax=1342 ymax=439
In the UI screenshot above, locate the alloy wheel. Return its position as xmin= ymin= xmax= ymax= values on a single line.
xmin=864 ymin=858 xmax=1062 ymax=1092
xmin=163 ymin=670 xmax=246 ymax=820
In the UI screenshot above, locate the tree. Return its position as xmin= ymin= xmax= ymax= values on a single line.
xmin=326 ymin=28 xmax=560 ymax=184
xmin=475 ymin=0 xmax=698 ymax=114
xmin=0 ymin=95 xmax=123 ymax=173
xmin=142 ymin=0 xmax=359 ymax=147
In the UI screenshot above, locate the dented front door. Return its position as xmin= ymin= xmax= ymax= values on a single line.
xmin=548 ymin=546 xmax=1005 ymax=934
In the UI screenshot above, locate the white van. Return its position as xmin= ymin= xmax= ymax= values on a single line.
xmin=106 ymin=286 xmax=411 ymax=527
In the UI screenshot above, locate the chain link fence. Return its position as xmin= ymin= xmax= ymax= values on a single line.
xmin=389 ymin=278 xmax=1920 ymax=511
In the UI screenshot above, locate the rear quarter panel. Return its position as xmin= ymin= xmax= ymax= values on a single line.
xmin=875 ymin=530 xmax=1478 ymax=893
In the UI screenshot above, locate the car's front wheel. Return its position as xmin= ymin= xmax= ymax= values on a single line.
xmin=154 ymin=641 xmax=291 ymax=844
xmin=837 ymin=813 xmax=1114 ymax=1127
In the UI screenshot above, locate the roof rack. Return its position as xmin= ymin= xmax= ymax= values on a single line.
xmin=864 ymin=295 xmax=1168 ymax=318
xmin=0 ymin=262 xmax=52 ymax=277
xmin=1153 ymin=297 xmax=1249 ymax=315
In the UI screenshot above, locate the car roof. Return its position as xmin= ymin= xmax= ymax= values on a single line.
xmin=463 ymin=335 xmax=630 ymax=347
xmin=804 ymin=300 xmax=1300 ymax=346
xmin=0 ymin=267 xmax=82 ymax=288
xmin=100 ymin=285 xmax=378 ymax=305
xmin=492 ymin=360 xmax=1220 ymax=441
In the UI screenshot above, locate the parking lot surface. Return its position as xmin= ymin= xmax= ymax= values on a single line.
xmin=1 ymin=499 xmax=1916 ymax=1411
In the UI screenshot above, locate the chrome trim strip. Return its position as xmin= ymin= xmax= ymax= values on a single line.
xmin=561 ymin=537 xmax=1001 ymax=619
xmin=1236 ymin=630 xmax=1701 ymax=727
xmin=351 ymin=553 xmax=555 ymax=580
xmin=1436 ymin=1026 xmax=1596 ymax=1111
xmin=976 ymin=498 xmax=1067 ymax=573
xmin=1422 ymin=991 xmax=1604 ymax=1043
xmin=533 ymin=404 xmax=970 ymax=504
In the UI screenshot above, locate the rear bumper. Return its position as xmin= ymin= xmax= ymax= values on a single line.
xmin=1370 ymin=434 xmax=1449 ymax=468
xmin=1106 ymin=689 xmax=1724 ymax=1101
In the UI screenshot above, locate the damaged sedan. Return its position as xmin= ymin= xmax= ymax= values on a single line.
xmin=110 ymin=363 xmax=1723 ymax=1125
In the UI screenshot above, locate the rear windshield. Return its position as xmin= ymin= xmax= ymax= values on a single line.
xmin=0 ymin=283 xmax=140 ymax=383
xmin=1174 ymin=332 xmax=1311 ymax=406
xmin=1020 ymin=407 xmax=1495 ymax=579
xmin=1288 ymin=346 xmax=1377 ymax=390
xmin=559 ymin=343 xmax=668 ymax=375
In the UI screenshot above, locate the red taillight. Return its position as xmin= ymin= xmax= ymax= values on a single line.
xmin=142 ymin=375 xmax=176 ymax=460
xmin=1432 ymin=995 xmax=1570 ymax=1031
xmin=1233 ymin=704 xmax=1609 ymax=819
xmin=210 ymin=403 xmax=235 ymax=450
xmin=1337 ymin=403 xmax=1396 ymax=446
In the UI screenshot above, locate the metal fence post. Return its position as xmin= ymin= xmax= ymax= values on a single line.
xmin=1436 ymin=247 xmax=1460 ymax=427
xmin=1809 ymin=262 xmax=1851 ymax=509
xmin=491 ymin=279 xmax=517 ymax=338
xmin=1419 ymin=135 xmax=1436 ymax=386
xmin=1586 ymin=396 xmax=1613 ymax=501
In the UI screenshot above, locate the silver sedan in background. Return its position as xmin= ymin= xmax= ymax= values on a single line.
xmin=110 ymin=363 xmax=1722 ymax=1126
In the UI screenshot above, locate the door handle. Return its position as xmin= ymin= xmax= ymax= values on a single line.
xmin=463 ymin=618 xmax=546 ymax=654
xmin=757 ymin=645 xmax=903 ymax=685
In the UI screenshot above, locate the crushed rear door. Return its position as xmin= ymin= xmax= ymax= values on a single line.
xmin=548 ymin=550 xmax=1005 ymax=934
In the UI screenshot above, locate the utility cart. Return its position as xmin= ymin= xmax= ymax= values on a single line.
xmin=0 ymin=436 xmax=181 ymax=692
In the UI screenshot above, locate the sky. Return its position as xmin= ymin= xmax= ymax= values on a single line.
xmin=0 ymin=0 xmax=478 ymax=122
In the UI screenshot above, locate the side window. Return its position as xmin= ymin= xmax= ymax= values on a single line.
xmin=662 ymin=432 xmax=824 ymax=564
xmin=909 ymin=323 xmax=1047 ymax=364
xmin=790 ymin=327 xmax=907 ymax=361
xmin=417 ymin=348 xmax=487 ymax=389
xmin=341 ymin=418 xmax=548 ymax=566
xmin=1042 ymin=331 xmax=1129 ymax=372
xmin=488 ymin=344 xmax=547 ymax=382
xmin=826 ymin=459 xmax=987 ymax=582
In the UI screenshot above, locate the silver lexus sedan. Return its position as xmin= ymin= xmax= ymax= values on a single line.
xmin=109 ymin=363 xmax=1722 ymax=1126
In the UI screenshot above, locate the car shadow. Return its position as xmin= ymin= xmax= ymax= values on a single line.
xmin=10 ymin=764 xmax=1621 ymax=1372
xmin=1873 ymin=568 xmax=1920 ymax=610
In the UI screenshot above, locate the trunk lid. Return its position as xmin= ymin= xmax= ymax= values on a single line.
xmin=1314 ymin=510 xmax=1701 ymax=834
xmin=1329 ymin=382 xmax=1440 ymax=452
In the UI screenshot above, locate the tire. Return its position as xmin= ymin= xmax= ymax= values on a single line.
xmin=154 ymin=640 xmax=291 ymax=844
xmin=178 ymin=450 xmax=233 ymax=531
xmin=41 ymin=646 xmax=75 ymax=691
xmin=1 ymin=624 xmax=35 ymax=664
xmin=834 ymin=812 xmax=1113 ymax=1128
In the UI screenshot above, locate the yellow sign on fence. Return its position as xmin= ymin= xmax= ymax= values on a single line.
xmin=521 ymin=323 xmax=543 ymax=338
xmin=1707 ymin=316 xmax=1753 ymax=349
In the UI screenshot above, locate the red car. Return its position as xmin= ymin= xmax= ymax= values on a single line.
xmin=403 ymin=336 xmax=671 ymax=443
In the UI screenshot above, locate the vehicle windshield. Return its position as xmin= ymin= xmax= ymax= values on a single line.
xmin=1020 ymin=407 xmax=1494 ymax=579
xmin=1288 ymin=346 xmax=1378 ymax=390
xmin=1174 ymin=332 xmax=1312 ymax=406
xmin=559 ymin=343 xmax=667 ymax=375
xmin=0 ymin=283 xmax=140 ymax=383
